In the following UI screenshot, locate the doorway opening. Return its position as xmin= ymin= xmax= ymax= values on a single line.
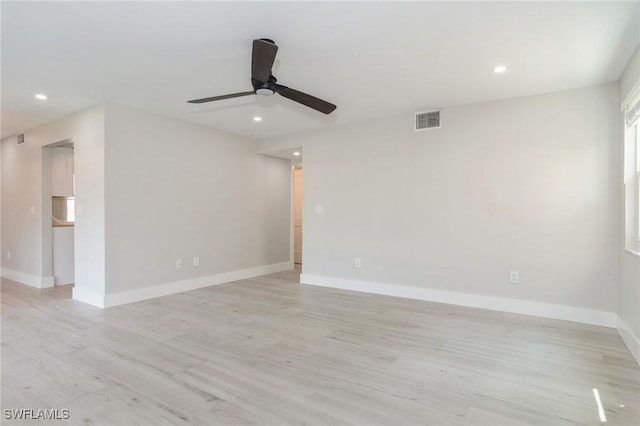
xmin=293 ymin=166 xmax=303 ymax=265
xmin=256 ymin=146 xmax=303 ymax=273
xmin=43 ymin=140 xmax=75 ymax=294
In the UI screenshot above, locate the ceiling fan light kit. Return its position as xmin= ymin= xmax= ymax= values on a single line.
xmin=188 ymin=38 xmax=336 ymax=114
xmin=255 ymin=88 xmax=275 ymax=96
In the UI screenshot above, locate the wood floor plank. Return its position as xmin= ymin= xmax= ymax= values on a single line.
xmin=2 ymin=270 xmax=639 ymax=425
xmin=62 ymin=383 xmax=191 ymax=426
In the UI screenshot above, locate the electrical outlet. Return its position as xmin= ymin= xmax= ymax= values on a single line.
xmin=176 ymin=259 xmax=182 ymax=269
xmin=315 ymin=205 xmax=324 ymax=215
xmin=193 ymin=256 xmax=200 ymax=267
xmin=510 ymin=270 xmax=519 ymax=284
xmin=354 ymin=258 xmax=361 ymax=268
xmin=7 ymin=251 xmax=11 ymax=260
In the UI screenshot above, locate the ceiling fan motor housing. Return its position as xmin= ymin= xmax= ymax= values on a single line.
xmin=252 ymin=76 xmax=277 ymax=96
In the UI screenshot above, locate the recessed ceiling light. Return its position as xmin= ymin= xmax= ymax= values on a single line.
xmin=253 ymin=116 xmax=262 ymax=122
xmin=293 ymin=151 xmax=301 ymax=156
xmin=493 ymin=66 xmax=507 ymax=74
xmin=35 ymin=93 xmax=47 ymax=100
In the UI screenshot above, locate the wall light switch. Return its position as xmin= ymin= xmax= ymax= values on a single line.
xmin=510 ymin=270 xmax=519 ymax=284
xmin=315 ymin=205 xmax=324 ymax=215
xmin=176 ymin=259 xmax=182 ymax=269
xmin=355 ymin=258 xmax=361 ymax=268
xmin=193 ymin=256 xmax=200 ymax=267
xmin=30 ymin=206 xmax=36 ymax=215
xmin=7 ymin=251 xmax=11 ymax=260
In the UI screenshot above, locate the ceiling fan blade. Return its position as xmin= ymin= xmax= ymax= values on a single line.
xmin=252 ymin=39 xmax=278 ymax=82
xmin=275 ymin=85 xmax=337 ymax=114
xmin=187 ymin=91 xmax=255 ymax=104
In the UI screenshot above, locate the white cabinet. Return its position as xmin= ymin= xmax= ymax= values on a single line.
xmin=51 ymin=147 xmax=74 ymax=196
xmin=53 ymin=226 xmax=74 ymax=285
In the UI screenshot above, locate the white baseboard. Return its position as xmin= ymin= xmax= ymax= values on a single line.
xmin=300 ymin=274 xmax=618 ymax=328
xmin=73 ymin=261 xmax=293 ymax=308
xmin=617 ymin=316 xmax=640 ymax=366
xmin=72 ymin=287 xmax=105 ymax=308
xmin=41 ymin=276 xmax=55 ymax=288
xmin=1 ymin=268 xmax=55 ymax=289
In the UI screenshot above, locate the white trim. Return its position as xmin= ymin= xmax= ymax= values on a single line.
xmin=100 ymin=261 xmax=293 ymax=308
xmin=1 ymin=268 xmax=54 ymax=289
xmin=72 ymin=287 xmax=105 ymax=308
xmin=41 ymin=276 xmax=55 ymax=288
xmin=617 ymin=315 xmax=640 ymax=366
xmin=621 ymin=78 xmax=640 ymax=111
xmin=301 ymin=274 xmax=617 ymax=328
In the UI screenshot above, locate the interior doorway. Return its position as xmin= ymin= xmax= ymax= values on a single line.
xmin=44 ymin=140 xmax=75 ymax=289
xmin=255 ymin=147 xmax=303 ymax=269
xmin=293 ymin=166 xmax=303 ymax=265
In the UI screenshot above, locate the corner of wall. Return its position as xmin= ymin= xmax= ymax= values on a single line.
xmin=301 ymin=274 xmax=619 ymax=328
xmin=72 ymin=287 xmax=105 ymax=308
xmin=617 ymin=315 xmax=640 ymax=366
xmin=102 ymin=261 xmax=293 ymax=308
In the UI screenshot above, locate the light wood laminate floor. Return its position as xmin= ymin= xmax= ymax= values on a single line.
xmin=2 ymin=268 xmax=639 ymax=425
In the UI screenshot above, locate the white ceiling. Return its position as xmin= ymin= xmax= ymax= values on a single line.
xmin=2 ymin=1 xmax=639 ymax=140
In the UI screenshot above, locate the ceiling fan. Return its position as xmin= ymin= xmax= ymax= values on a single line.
xmin=188 ymin=38 xmax=337 ymax=115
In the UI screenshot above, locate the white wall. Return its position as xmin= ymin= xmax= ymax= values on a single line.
xmin=103 ymin=104 xmax=291 ymax=298
xmin=618 ymin=45 xmax=640 ymax=363
xmin=259 ymin=83 xmax=620 ymax=321
xmin=0 ymin=104 xmax=105 ymax=294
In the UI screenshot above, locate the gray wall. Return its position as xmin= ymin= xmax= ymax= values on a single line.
xmin=104 ymin=104 xmax=291 ymax=294
xmin=259 ymin=83 xmax=621 ymax=313
xmin=1 ymin=104 xmax=106 ymax=294
xmin=1 ymin=103 xmax=291 ymax=303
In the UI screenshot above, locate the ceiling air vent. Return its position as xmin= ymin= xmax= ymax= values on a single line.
xmin=17 ymin=133 xmax=25 ymax=145
xmin=414 ymin=110 xmax=441 ymax=131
